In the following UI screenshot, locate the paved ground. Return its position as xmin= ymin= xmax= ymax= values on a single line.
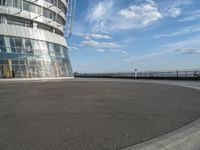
xmin=0 ymin=78 xmax=200 ymax=150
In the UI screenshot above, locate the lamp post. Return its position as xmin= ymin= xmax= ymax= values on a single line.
xmin=134 ymin=68 xmax=138 ymax=79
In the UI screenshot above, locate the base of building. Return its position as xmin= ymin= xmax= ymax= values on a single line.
xmin=0 ymin=77 xmax=74 ymax=81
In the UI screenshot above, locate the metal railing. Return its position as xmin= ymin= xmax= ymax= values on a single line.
xmin=74 ymin=69 xmax=200 ymax=80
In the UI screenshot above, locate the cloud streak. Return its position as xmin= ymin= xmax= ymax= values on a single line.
xmin=174 ymin=48 xmax=200 ymax=54
xmin=154 ymin=24 xmax=200 ymax=39
xmin=68 ymin=46 xmax=79 ymax=50
xmin=179 ymin=10 xmax=200 ymax=22
xmin=81 ymin=40 xmax=121 ymax=49
xmin=167 ymin=36 xmax=200 ymax=54
xmin=74 ymin=32 xmax=112 ymax=40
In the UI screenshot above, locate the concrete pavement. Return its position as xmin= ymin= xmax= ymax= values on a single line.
xmin=0 ymin=78 xmax=200 ymax=150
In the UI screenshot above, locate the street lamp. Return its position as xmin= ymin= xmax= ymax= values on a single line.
xmin=134 ymin=68 xmax=138 ymax=78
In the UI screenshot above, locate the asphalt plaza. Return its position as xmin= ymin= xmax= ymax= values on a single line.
xmin=0 ymin=78 xmax=200 ymax=150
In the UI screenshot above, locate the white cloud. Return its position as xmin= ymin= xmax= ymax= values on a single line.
xmin=167 ymin=36 xmax=200 ymax=54
xmin=140 ymin=51 xmax=169 ymax=59
xmin=179 ymin=10 xmax=200 ymax=22
xmin=158 ymin=0 xmax=192 ymax=18
xmin=68 ymin=46 xmax=79 ymax=50
xmin=117 ymin=0 xmax=162 ymax=30
xmin=88 ymin=34 xmax=111 ymax=40
xmin=88 ymin=0 xmax=113 ymax=22
xmin=86 ymin=0 xmax=185 ymax=32
xmin=133 ymin=36 xmax=200 ymax=60
xmin=118 ymin=10 xmax=136 ymax=20
xmin=122 ymin=49 xmax=171 ymax=63
xmin=74 ymin=32 xmax=111 ymax=40
xmin=154 ymin=24 xmax=200 ymax=39
xmin=81 ymin=0 xmax=193 ymax=33
xmin=167 ymin=7 xmax=181 ymax=17
xmin=81 ymin=40 xmax=121 ymax=49
xmin=174 ymin=48 xmax=200 ymax=54
xmin=86 ymin=0 xmax=163 ymax=32
xmin=87 ymin=0 xmax=114 ymax=32
xmin=122 ymin=51 xmax=127 ymax=54
xmin=122 ymin=50 xmax=169 ymax=62
xmin=123 ymin=56 xmax=135 ymax=62
xmin=96 ymin=49 xmax=105 ymax=52
xmin=119 ymin=0 xmax=159 ymax=19
xmin=179 ymin=14 xmax=200 ymax=22
xmin=123 ymin=37 xmax=136 ymax=44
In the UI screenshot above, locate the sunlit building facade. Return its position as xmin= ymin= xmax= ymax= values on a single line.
xmin=0 ymin=0 xmax=73 ymax=78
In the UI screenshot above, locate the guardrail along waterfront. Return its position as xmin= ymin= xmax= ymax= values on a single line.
xmin=74 ymin=69 xmax=200 ymax=80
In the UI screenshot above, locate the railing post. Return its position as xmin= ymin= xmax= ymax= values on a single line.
xmin=177 ymin=70 xmax=179 ymax=78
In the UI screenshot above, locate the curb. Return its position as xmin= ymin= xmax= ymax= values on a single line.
xmin=122 ymin=119 xmax=200 ymax=150
xmin=122 ymin=81 xmax=200 ymax=150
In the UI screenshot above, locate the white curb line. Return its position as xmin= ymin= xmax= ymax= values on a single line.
xmin=123 ymin=81 xmax=200 ymax=150
xmin=123 ymin=119 xmax=200 ymax=150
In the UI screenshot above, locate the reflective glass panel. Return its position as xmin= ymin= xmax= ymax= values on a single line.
xmin=4 ymin=36 xmax=11 ymax=53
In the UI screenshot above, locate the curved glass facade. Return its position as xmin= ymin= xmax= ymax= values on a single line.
xmin=0 ymin=0 xmax=74 ymax=79
xmin=0 ymin=35 xmax=73 ymax=78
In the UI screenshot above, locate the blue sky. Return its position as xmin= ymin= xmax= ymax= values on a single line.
xmin=68 ymin=0 xmax=200 ymax=73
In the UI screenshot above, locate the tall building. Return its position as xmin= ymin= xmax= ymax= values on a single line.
xmin=0 ymin=0 xmax=73 ymax=78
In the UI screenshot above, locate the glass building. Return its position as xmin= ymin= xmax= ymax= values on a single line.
xmin=0 ymin=0 xmax=73 ymax=78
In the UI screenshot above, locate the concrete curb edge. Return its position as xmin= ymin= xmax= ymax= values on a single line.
xmin=122 ymin=81 xmax=200 ymax=150
xmin=122 ymin=118 xmax=200 ymax=150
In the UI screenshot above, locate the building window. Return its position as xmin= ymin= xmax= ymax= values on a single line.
xmin=43 ymin=8 xmax=56 ymax=21
xmin=13 ymin=0 xmax=21 ymax=8
xmin=53 ymin=44 xmax=61 ymax=57
xmin=30 ymin=3 xmax=41 ymax=14
xmin=7 ymin=0 xmax=12 ymax=7
xmin=0 ymin=35 xmax=6 ymax=52
xmin=14 ymin=37 xmax=23 ymax=53
xmin=23 ymin=1 xmax=29 ymax=11
xmin=0 ymin=0 xmax=6 ymax=5
xmin=7 ymin=18 xmax=32 ymax=27
xmin=32 ymin=40 xmax=42 ymax=55
xmin=24 ymin=39 xmax=33 ymax=53
xmin=37 ymin=23 xmax=52 ymax=32
xmin=57 ymin=15 xmax=64 ymax=25
xmin=58 ymin=1 xmax=66 ymax=13
xmin=4 ymin=37 xmax=12 ymax=53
